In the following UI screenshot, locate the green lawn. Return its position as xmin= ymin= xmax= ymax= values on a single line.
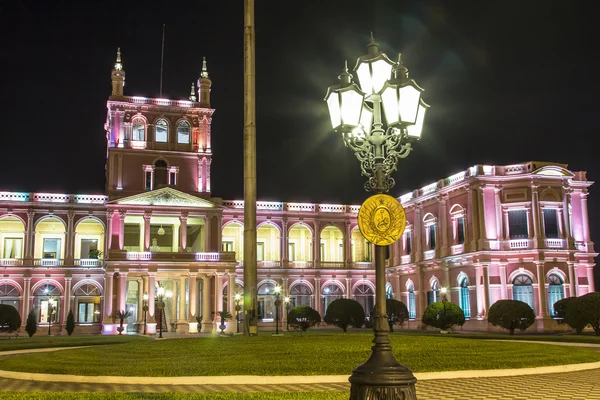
xmin=446 ymin=332 xmax=600 ymax=344
xmin=2 ymin=333 xmax=599 ymax=376
xmin=0 ymin=392 xmax=347 ymax=400
xmin=0 ymin=335 xmax=149 ymax=352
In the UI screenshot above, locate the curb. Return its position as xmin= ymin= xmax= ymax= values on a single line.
xmin=1 ymin=361 xmax=600 ymax=385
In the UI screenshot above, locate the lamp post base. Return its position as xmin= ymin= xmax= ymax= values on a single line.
xmin=348 ymin=331 xmax=417 ymax=400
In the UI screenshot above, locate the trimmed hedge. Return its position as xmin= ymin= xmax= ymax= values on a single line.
xmin=422 ymin=301 xmax=465 ymax=331
xmin=323 ymin=298 xmax=364 ymax=332
xmin=488 ymin=300 xmax=535 ymax=335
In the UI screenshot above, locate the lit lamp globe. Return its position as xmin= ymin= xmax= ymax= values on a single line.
xmin=354 ymin=35 xmax=395 ymax=98
xmin=380 ymin=54 xmax=429 ymax=139
xmin=324 ymin=61 xmax=367 ymax=135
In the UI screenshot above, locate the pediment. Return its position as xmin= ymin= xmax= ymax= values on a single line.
xmin=112 ymin=188 xmax=216 ymax=208
xmin=533 ymin=165 xmax=574 ymax=178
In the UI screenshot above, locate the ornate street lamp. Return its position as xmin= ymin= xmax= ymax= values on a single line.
xmin=47 ymin=298 xmax=55 ymax=336
xmin=325 ymin=34 xmax=429 ymax=400
xmin=283 ymin=296 xmax=291 ymax=331
xmin=156 ymin=286 xmax=173 ymax=339
xmin=234 ymin=293 xmax=242 ymax=334
xmin=273 ymin=286 xmax=282 ymax=335
xmin=142 ymin=292 xmax=149 ymax=335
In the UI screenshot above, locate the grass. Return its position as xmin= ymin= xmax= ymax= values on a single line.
xmin=2 ymin=333 xmax=599 ymax=376
xmin=0 ymin=335 xmax=149 ymax=352
xmin=0 ymin=393 xmax=348 ymax=400
xmin=446 ymin=332 xmax=600 ymax=344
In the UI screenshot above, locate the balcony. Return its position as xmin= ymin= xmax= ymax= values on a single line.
xmin=288 ymin=261 xmax=314 ymax=268
xmin=0 ymin=258 xmax=23 ymax=267
xmin=75 ymin=259 xmax=104 ymax=267
xmin=320 ymin=261 xmax=345 ymax=269
xmin=107 ymin=250 xmax=236 ymax=263
xmin=423 ymin=250 xmax=435 ymax=260
xmin=401 ymin=255 xmax=411 ymax=264
xmin=350 ymin=261 xmax=373 ymax=269
xmin=451 ymin=244 xmax=464 ymax=255
xmin=544 ymin=238 xmax=564 ymax=248
xmin=258 ymin=260 xmax=281 ymax=268
xmin=34 ymin=259 xmax=64 ymax=267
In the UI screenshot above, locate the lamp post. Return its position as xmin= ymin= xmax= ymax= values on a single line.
xmin=156 ymin=286 xmax=173 ymax=339
xmin=283 ymin=296 xmax=291 ymax=331
xmin=325 ymin=34 xmax=428 ymax=400
xmin=47 ymin=298 xmax=55 ymax=336
xmin=235 ymin=293 xmax=242 ymax=334
xmin=142 ymin=292 xmax=149 ymax=335
xmin=273 ymin=286 xmax=281 ymax=335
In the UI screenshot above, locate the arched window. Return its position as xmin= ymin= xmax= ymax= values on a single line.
xmin=512 ymin=275 xmax=534 ymax=310
xmin=0 ymin=283 xmax=20 ymax=312
xmin=257 ymin=282 xmax=276 ymax=321
xmin=322 ymin=284 xmax=343 ymax=314
xmin=132 ymin=121 xmax=145 ymax=141
xmin=459 ymin=277 xmax=471 ymax=319
xmin=154 ymin=159 xmax=168 ymax=188
xmin=548 ymin=274 xmax=565 ymax=316
xmin=177 ymin=121 xmax=190 ymax=144
xmin=34 ymin=284 xmax=60 ymax=323
xmin=386 ymin=284 xmax=393 ymax=300
xmin=354 ymin=284 xmax=374 ymax=316
xmin=155 ymin=119 xmax=168 ymax=143
xmin=290 ymin=283 xmax=312 ymax=308
xmin=427 ymin=280 xmax=440 ymax=305
xmin=407 ymin=283 xmax=416 ymax=319
xmin=74 ymin=283 xmax=101 ymax=323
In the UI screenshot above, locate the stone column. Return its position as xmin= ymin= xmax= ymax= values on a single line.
xmin=178 ymin=276 xmax=187 ymax=323
xmin=148 ymin=273 xmax=156 ymax=322
xmin=201 ymin=275 xmax=212 ymax=332
xmin=586 ymin=266 xmax=596 ymax=293
xmin=188 ymin=274 xmax=197 ymax=320
xmin=22 ymin=277 xmax=31 ymax=322
xmin=477 ymin=187 xmax=486 ymax=248
xmin=227 ymin=273 xmax=236 ymax=315
xmin=439 ymin=195 xmax=449 ymax=257
xmin=417 ymin=266 xmax=425 ymax=319
xmin=444 ymin=265 xmax=451 ymax=300
xmin=216 ymin=215 xmax=223 ymax=251
xmin=314 ymin=277 xmax=321 ymax=316
xmin=499 ymin=263 xmax=508 ymax=299
xmin=467 ymin=187 xmax=478 ymax=251
xmin=344 ymin=221 xmax=352 ymax=267
xmin=414 ymin=206 xmax=422 ymax=261
xmin=136 ymin=279 xmax=143 ymax=323
xmin=562 ymin=187 xmax=573 ymax=247
xmin=503 ymin=210 xmax=510 ymax=240
xmin=313 ymin=221 xmax=321 ymax=268
xmin=475 ymin=266 xmax=484 ymax=318
xmin=118 ymin=210 xmax=126 ymax=250
xmin=118 ymin=273 xmax=128 ymax=313
xmin=172 ymin=223 xmax=180 ymax=252
xmin=204 ymin=216 xmax=212 ymax=252
xmin=214 ymin=273 xmax=223 ymax=314
xmin=494 ymin=186 xmax=503 ymax=240
xmin=143 ymin=212 xmax=151 ymax=251
xmin=281 ymin=218 xmax=288 ymax=267
xmin=23 ymin=210 xmax=35 ymax=263
xmin=345 ymin=277 xmax=352 ymax=299
xmin=531 ymin=185 xmax=541 ymax=247
xmin=63 ymin=277 xmax=72 ymax=324
xmin=179 ymin=213 xmax=188 ymax=252
xmin=66 ymin=211 xmax=75 ymax=264
xmin=105 ymin=210 xmax=114 ymax=252
xmin=536 ymin=262 xmax=548 ymax=317
xmin=526 ymin=208 xmax=533 ymax=239
xmin=482 ymin=265 xmax=490 ymax=316
xmin=581 ymin=192 xmax=590 ymax=244
xmin=567 ymin=262 xmax=576 ymax=297
xmin=104 ymin=272 xmax=114 ymax=320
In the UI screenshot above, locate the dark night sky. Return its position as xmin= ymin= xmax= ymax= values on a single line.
xmin=1 ymin=1 xmax=598 ymax=282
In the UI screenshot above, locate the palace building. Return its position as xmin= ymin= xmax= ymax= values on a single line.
xmin=0 ymin=51 xmax=596 ymax=335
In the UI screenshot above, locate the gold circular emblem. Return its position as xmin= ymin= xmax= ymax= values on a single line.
xmin=358 ymin=194 xmax=406 ymax=246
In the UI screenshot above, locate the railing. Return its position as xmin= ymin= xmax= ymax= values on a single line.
xmin=509 ymin=239 xmax=529 ymax=249
xmin=351 ymin=261 xmax=373 ymax=269
xmin=289 ymin=260 xmax=314 ymax=268
xmin=0 ymin=192 xmax=30 ymax=202
xmin=401 ymin=255 xmax=411 ymax=264
xmin=75 ymin=259 xmax=103 ymax=267
xmin=195 ymin=252 xmax=221 ymax=261
xmin=125 ymin=96 xmax=195 ymax=108
xmin=126 ymin=252 xmax=152 ymax=260
xmin=544 ymin=238 xmax=564 ymax=248
xmin=451 ymin=244 xmax=464 ymax=255
xmin=34 ymin=258 xmax=64 ymax=267
xmin=320 ymin=261 xmax=345 ymax=268
xmin=0 ymin=258 xmax=23 ymax=266
xmin=258 ymin=260 xmax=281 ymax=267
xmin=423 ymin=250 xmax=435 ymax=260
xmin=111 ymin=250 xmax=236 ymax=262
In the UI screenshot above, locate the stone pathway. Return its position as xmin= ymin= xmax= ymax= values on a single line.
xmin=1 ymin=368 xmax=600 ymax=399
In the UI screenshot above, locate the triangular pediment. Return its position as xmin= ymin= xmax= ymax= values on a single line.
xmin=112 ymin=188 xmax=216 ymax=208
xmin=533 ymin=165 xmax=574 ymax=178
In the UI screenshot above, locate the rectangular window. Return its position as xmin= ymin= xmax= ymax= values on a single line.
xmin=429 ymin=225 xmax=436 ymax=250
xmin=155 ymin=124 xmax=168 ymax=142
xmin=78 ymin=302 xmax=100 ymax=323
xmin=405 ymin=232 xmax=411 ymax=255
xmin=3 ymin=238 xmax=23 ymax=259
xmin=257 ymin=242 xmax=264 ymax=261
xmin=145 ymin=171 xmax=152 ymax=190
xmin=169 ymin=172 xmax=176 ymax=186
xmin=177 ymin=125 xmax=190 ymax=144
xmin=457 ymin=217 xmax=465 ymax=244
xmin=43 ymin=238 xmax=61 ymax=259
xmin=543 ymin=209 xmax=559 ymax=239
xmin=222 ymin=241 xmax=233 ymax=252
xmin=132 ymin=124 xmax=145 ymax=141
xmin=80 ymin=239 xmax=98 ymax=259
xmin=408 ymin=292 xmax=416 ymax=319
xmin=288 ymin=243 xmax=295 ymax=261
xmin=508 ymin=210 xmax=528 ymax=239
xmin=427 ymin=291 xmax=435 ymax=305
xmin=320 ymin=243 xmax=325 ymax=261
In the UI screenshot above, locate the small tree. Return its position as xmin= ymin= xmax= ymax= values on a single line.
xmin=386 ymin=299 xmax=410 ymax=332
xmin=288 ymin=306 xmax=321 ymax=332
xmin=554 ymin=297 xmax=588 ymax=334
xmin=422 ymin=301 xmax=465 ymax=331
xmin=488 ymin=299 xmax=535 ymax=335
xmin=66 ymin=309 xmax=75 ymax=336
xmin=25 ymin=309 xmax=37 ymax=337
xmin=323 ymin=298 xmax=365 ymax=332
xmin=579 ymin=292 xmax=600 ymax=336
xmin=112 ymin=310 xmax=132 ymax=335
xmin=0 ymin=304 xmax=21 ymax=333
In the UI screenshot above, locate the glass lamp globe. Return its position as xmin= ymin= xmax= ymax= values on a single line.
xmin=325 ymin=61 xmax=365 ymax=131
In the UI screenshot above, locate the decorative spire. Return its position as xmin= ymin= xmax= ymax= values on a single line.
xmin=366 ymin=32 xmax=380 ymax=56
xmin=393 ymin=53 xmax=409 ymax=81
xmin=201 ymin=57 xmax=209 ymax=79
xmin=114 ymin=47 xmax=123 ymax=71
xmin=189 ymin=82 xmax=197 ymax=101
xmin=338 ymin=60 xmax=353 ymax=85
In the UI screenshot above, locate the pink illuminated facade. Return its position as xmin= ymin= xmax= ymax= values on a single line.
xmin=0 ymin=51 xmax=596 ymax=335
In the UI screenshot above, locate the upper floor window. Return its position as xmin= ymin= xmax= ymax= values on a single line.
xmin=154 ymin=159 xmax=168 ymax=188
xmin=457 ymin=217 xmax=465 ymax=244
xmin=155 ymin=119 xmax=168 ymax=143
xmin=543 ymin=209 xmax=559 ymax=239
xmin=423 ymin=213 xmax=437 ymax=250
xmin=508 ymin=210 xmax=528 ymax=239
xmin=429 ymin=225 xmax=436 ymax=250
xmin=177 ymin=121 xmax=190 ymax=144
xmin=132 ymin=122 xmax=145 ymax=141
xmin=405 ymin=231 xmax=412 ymax=255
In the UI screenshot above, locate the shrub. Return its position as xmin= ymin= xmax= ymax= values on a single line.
xmin=422 ymin=301 xmax=465 ymax=331
xmin=554 ymin=297 xmax=587 ymax=334
xmin=66 ymin=309 xmax=75 ymax=336
xmin=579 ymin=292 xmax=600 ymax=336
xmin=488 ymin=299 xmax=536 ymax=335
xmin=25 ymin=309 xmax=37 ymax=337
xmin=386 ymin=299 xmax=409 ymax=332
xmin=288 ymin=306 xmax=321 ymax=332
xmin=0 ymin=304 xmax=21 ymax=333
xmin=323 ymin=299 xmax=365 ymax=332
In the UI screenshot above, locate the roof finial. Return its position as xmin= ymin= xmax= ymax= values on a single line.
xmin=338 ymin=60 xmax=352 ymax=85
xmin=114 ymin=47 xmax=123 ymax=71
xmin=201 ymin=57 xmax=209 ymax=79
xmin=189 ymin=82 xmax=197 ymax=101
xmin=393 ymin=52 xmax=409 ymax=80
xmin=367 ymin=32 xmax=380 ymax=55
